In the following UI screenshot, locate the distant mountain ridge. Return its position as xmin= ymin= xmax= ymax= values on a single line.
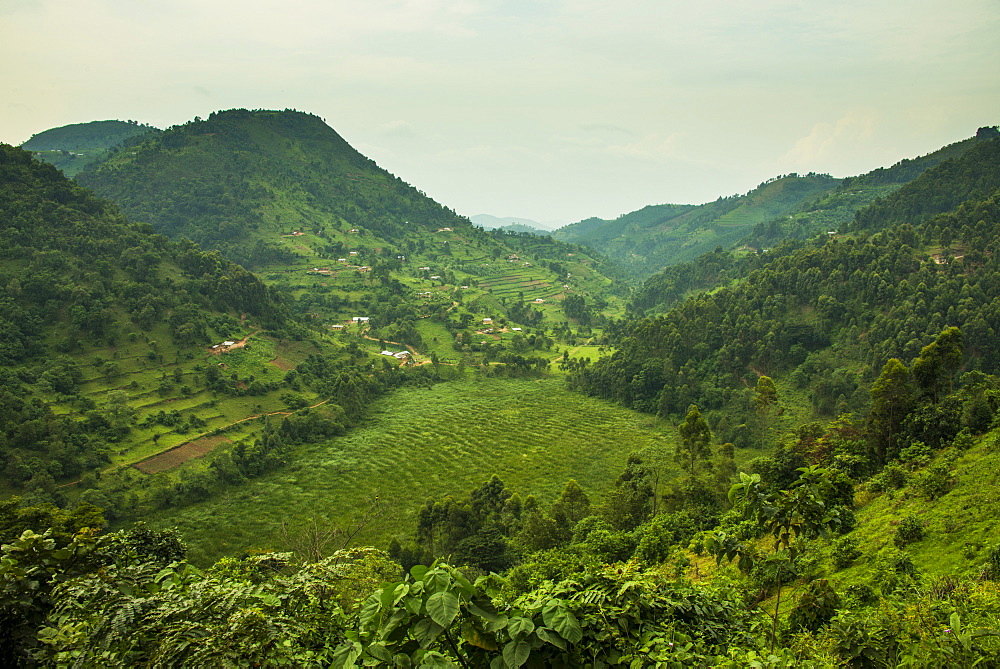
xmin=471 ymin=214 xmax=560 ymax=233
xmin=554 ymin=132 xmax=988 ymax=279
xmin=20 ymin=120 xmax=160 ymax=177
xmin=553 ymin=175 xmax=839 ymax=276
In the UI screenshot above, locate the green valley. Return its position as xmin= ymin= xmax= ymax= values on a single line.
xmin=3 ymin=111 xmax=1000 ymax=667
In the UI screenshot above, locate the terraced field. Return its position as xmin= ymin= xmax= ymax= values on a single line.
xmin=479 ymin=270 xmax=563 ymax=301
xmin=147 ymin=376 xmax=681 ymax=565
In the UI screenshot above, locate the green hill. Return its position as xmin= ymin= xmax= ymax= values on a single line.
xmin=0 ymin=143 xmax=302 ymax=502
xmin=553 ymin=175 xmax=839 ymax=277
xmin=557 ymin=132 xmax=990 ymax=281
xmin=20 ymin=120 xmax=159 ymax=177
xmin=75 ymin=109 xmax=627 ymax=355
xmin=76 ymin=109 xmax=486 ymax=268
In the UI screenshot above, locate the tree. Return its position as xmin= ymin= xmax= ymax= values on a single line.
xmin=550 ymin=479 xmax=591 ymax=540
xmin=602 ymin=456 xmax=654 ymax=530
xmin=677 ymin=405 xmax=712 ymax=477
xmin=708 ymin=466 xmax=849 ymax=649
xmin=911 ymin=326 xmax=963 ymax=401
xmin=754 ymin=375 xmax=779 ymax=447
xmin=868 ymin=358 xmax=914 ymax=464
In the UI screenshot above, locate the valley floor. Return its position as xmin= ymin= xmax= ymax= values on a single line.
xmin=143 ymin=376 xmax=681 ymax=565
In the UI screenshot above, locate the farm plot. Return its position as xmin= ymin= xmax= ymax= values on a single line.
xmin=478 ymin=271 xmax=562 ymax=301
xmin=146 ymin=376 xmax=680 ymax=565
xmin=134 ymin=436 xmax=232 ymax=474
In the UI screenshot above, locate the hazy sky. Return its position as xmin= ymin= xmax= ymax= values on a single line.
xmin=3 ymin=0 xmax=998 ymax=224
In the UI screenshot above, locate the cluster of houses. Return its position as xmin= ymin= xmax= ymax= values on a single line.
xmin=380 ymin=350 xmax=410 ymax=360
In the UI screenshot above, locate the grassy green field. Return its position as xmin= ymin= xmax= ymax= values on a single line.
xmin=146 ymin=376 xmax=692 ymax=565
xmin=841 ymin=434 xmax=1000 ymax=580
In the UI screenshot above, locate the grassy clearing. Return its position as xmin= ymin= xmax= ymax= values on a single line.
xmin=146 ymin=376 xmax=683 ymax=565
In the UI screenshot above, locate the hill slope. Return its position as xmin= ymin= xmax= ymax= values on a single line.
xmin=75 ymin=109 xmax=627 ymax=355
xmin=553 ymin=175 xmax=839 ymax=277
xmin=0 ymin=143 xmax=296 ymax=501
xmin=20 ymin=120 xmax=159 ymax=177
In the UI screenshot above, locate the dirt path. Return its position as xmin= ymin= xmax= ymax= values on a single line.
xmin=361 ymin=334 xmax=419 ymax=355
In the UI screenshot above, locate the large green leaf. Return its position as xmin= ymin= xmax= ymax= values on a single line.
xmin=534 ymin=626 xmax=567 ymax=650
xmin=426 ymin=590 xmax=460 ymax=628
xmin=379 ymin=581 xmax=402 ymax=612
xmin=425 ymin=568 xmax=453 ymax=594
xmin=391 ymin=582 xmax=410 ymax=606
xmin=366 ymin=642 xmax=393 ymax=662
xmin=502 ymin=640 xmax=531 ymax=668
xmin=413 ymin=618 xmax=445 ymax=647
xmin=541 ymin=602 xmax=581 ymax=644
xmin=461 ymin=619 xmax=498 ymax=651
xmin=419 ymin=651 xmax=461 ymax=668
xmin=505 ymin=616 xmax=535 ymax=639
xmin=331 ymin=641 xmax=362 ymax=668
xmin=358 ymin=592 xmax=382 ymax=629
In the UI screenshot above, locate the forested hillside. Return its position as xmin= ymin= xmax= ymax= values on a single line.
xmin=0 ymin=143 xmax=294 ymax=501
xmin=630 ymin=131 xmax=1000 ymax=313
xmin=553 ymin=174 xmax=839 ymax=277
xmin=556 ymin=132 xmax=985 ymax=281
xmin=20 ymin=120 xmax=160 ymax=177
xmin=576 ymin=135 xmax=1000 ymax=428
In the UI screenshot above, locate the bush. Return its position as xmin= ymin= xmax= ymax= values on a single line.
xmin=913 ymin=462 xmax=953 ymax=500
xmin=787 ymin=579 xmax=841 ymax=634
xmin=830 ymin=535 xmax=862 ymax=569
xmin=893 ymin=515 xmax=925 ymax=548
xmin=867 ymin=464 xmax=907 ymax=493
xmin=980 ymin=544 xmax=1000 ymax=581
xmin=871 ymin=549 xmax=920 ymax=595
xmin=899 ymin=441 xmax=932 ymax=469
